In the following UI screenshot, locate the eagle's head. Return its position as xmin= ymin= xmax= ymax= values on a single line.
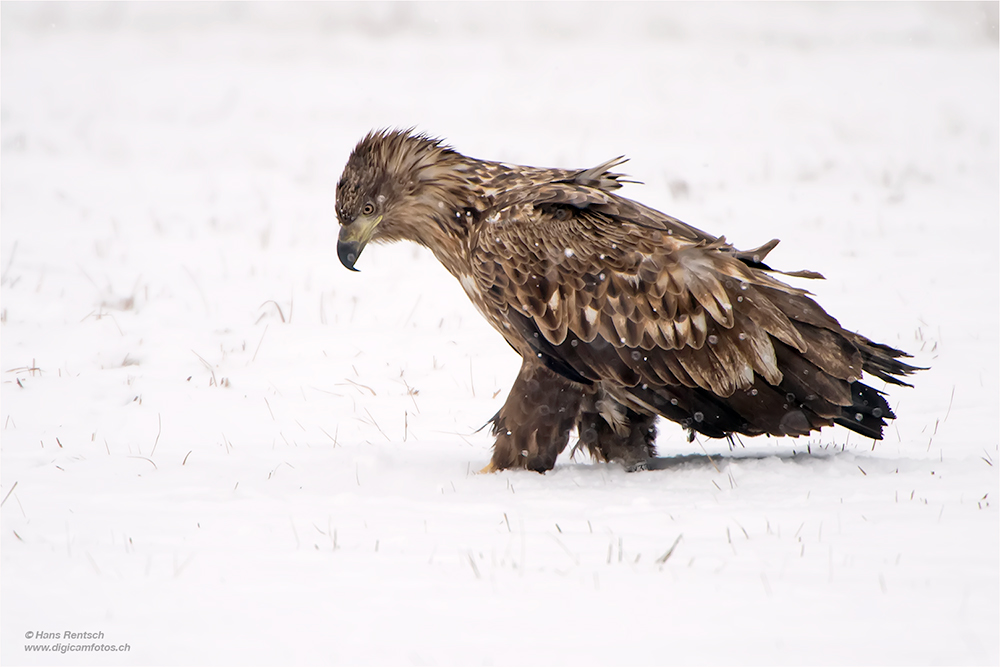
xmin=335 ymin=129 xmax=464 ymax=271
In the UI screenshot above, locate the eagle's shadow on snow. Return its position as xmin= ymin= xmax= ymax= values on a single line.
xmin=642 ymin=450 xmax=844 ymax=471
xmin=557 ymin=448 xmax=858 ymax=473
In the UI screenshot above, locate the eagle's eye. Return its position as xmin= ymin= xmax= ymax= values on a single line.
xmin=362 ymin=202 xmax=376 ymax=216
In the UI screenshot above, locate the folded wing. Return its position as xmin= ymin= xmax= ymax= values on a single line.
xmin=472 ymin=173 xmax=920 ymax=440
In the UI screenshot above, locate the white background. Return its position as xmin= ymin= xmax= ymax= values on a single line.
xmin=2 ymin=3 xmax=997 ymax=665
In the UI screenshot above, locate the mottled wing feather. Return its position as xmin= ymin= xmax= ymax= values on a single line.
xmin=472 ymin=189 xmax=805 ymax=392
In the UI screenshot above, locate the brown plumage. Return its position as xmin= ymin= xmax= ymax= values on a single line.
xmin=336 ymin=129 xmax=922 ymax=472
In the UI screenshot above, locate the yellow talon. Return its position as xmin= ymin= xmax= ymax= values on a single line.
xmin=478 ymin=461 xmax=499 ymax=474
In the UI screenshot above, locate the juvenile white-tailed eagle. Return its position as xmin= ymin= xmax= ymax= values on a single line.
xmin=336 ymin=129 xmax=921 ymax=472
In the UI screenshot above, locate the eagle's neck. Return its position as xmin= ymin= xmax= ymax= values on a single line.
xmin=389 ymin=152 xmax=492 ymax=279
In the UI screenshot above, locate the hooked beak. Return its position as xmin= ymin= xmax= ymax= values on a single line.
xmin=337 ymin=214 xmax=381 ymax=271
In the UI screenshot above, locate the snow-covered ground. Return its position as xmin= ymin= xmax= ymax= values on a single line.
xmin=2 ymin=3 xmax=997 ymax=665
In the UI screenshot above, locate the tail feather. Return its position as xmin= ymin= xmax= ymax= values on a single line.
xmin=851 ymin=336 xmax=924 ymax=387
xmin=833 ymin=381 xmax=895 ymax=440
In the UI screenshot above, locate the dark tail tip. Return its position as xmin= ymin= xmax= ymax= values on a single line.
xmin=835 ymin=381 xmax=894 ymax=440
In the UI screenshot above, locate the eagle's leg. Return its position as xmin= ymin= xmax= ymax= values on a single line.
xmin=488 ymin=357 xmax=585 ymax=473
xmin=575 ymin=391 xmax=657 ymax=471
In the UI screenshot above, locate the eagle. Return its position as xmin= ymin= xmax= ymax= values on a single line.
xmin=335 ymin=129 xmax=921 ymax=472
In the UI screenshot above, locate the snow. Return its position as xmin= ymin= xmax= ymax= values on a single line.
xmin=1 ymin=3 xmax=997 ymax=665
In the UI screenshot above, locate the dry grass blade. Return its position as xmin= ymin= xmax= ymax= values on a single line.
xmin=399 ymin=376 xmax=420 ymax=413
xmin=257 ymin=300 xmax=286 ymax=323
xmin=363 ymin=408 xmax=391 ymax=442
xmin=1 ymin=481 xmax=18 ymax=507
xmin=182 ymin=265 xmax=211 ymax=313
xmin=944 ymin=385 xmax=955 ymax=421
xmin=128 ymin=456 xmax=158 ymax=470
xmin=339 ymin=378 xmax=376 ymax=396
xmin=656 ymin=533 xmax=683 ymax=565
xmin=252 ymin=324 xmax=269 ymax=362
xmin=1 ymin=240 xmax=17 ymax=284
xmin=191 ymin=350 xmax=217 ymax=386
xmin=467 ymin=552 xmax=481 ymax=579
xmin=549 ymin=534 xmax=580 ymax=566
xmin=319 ymin=426 xmax=339 ymax=447
xmin=150 ymin=413 xmax=162 ymax=457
